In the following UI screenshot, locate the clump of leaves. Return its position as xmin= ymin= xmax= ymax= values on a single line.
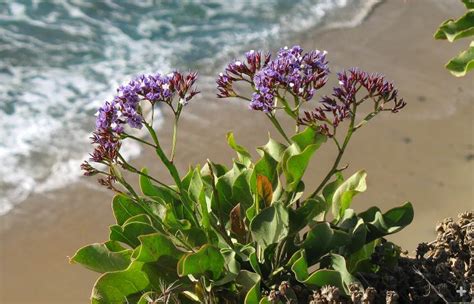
xmin=72 ymin=46 xmax=413 ymax=304
xmin=434 ymin=0 xmax=474 ymax=77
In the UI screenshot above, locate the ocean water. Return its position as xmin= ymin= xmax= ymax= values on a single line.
xmin=0 ymin=0 xmax=379 ymax=215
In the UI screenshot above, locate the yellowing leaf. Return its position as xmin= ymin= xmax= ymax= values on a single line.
xmin=256 ymin=175 xmax=273 ymax=207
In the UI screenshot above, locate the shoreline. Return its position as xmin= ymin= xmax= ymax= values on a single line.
xmin=1 ymin=1 xmax=473 ymax=303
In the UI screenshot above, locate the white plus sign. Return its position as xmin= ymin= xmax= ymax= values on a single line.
xmin=456 ymin=286 xmax=467 ymax=297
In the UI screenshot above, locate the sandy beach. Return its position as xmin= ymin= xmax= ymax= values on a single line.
xmin=1 ymin=1 xmax=473 ymax=303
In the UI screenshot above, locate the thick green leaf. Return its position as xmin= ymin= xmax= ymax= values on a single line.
xmin=212 ymin=166 xmax=242 ymax=223
xmin=291 ymin=251 xmax=358 ymax=294
xmin=181 ymin=166 xmax=195 ymax=191
xmin=250 ymin=203 xmax=289 ymax=252
xmin=110 ymin=220 xmax=157 ymax=248
xmin=322 ymin=173 xmax=344 ymax=214
xmin=139 ymin=168 xmax=177 ymax=203
xmin=227 ymin=132 xmax=252 ymax=167
xmin=214 ymin=248 xmax=241 ymax=286
xmin=291 ymin=250 xmax=344 ymax=290
xmin=188 ymin=168 xmax=211 ymax=230
xmin=359 ymin=202 xmax=414 ymax=242
xmin=177 ymin=245 xmax=225 ymax=280
xmin=300 ymin=222 xmax=350 ymax=264
xmin=257 ymin=136 xmax=287 ymax=162
xmin=112 ymin=194 xmax=146 ymax=226
xmin=434 ymin=11 xmax=474 ymax=42
xmin=137 ymin=292 xmax=160 ymax=304
xmin=232 ymin=169 xmax=254 ymax=209
xmin=70 ymin=241 xmax=132 ymax=273
xmin=244 ymin=278 xmax=261 ymax=304
xmin=446 ymin=42 xmax=474 ymax=76
xmin=236 ymin=270 xmax=260 ymax=299
xmin=332 ymin=170 xmax=367 ymax=219
xmin=91 ymin=261 xmax=149 ymax=304
xmin=291 ymin=126 xmax=325 ymax=150
xmin=347 ymin=239 xmax=380 ymax=273
xmin=164 ymin=207 xmax=192 ymax=231
xmin=282 ymin=128 xmax=326 ymax=192
xmin=132 ymin=233 xmax=182 ymax=263
xmin=463 ymin=0 xmax=474 ymax=9
xmin=251 ymin=150 xmax=278 ymax=188
xmin=289 ymin=197 xmax=326 ymax=233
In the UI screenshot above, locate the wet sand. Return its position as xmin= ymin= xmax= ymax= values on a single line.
xmin=1 ymin=1 xmax=473 ymax=303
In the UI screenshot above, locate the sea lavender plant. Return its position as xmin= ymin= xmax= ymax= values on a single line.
xmin=72 ymin=46 xmax=413 ymax=304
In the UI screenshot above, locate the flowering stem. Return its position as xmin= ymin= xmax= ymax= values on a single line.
xmin=117 ymin=153 xmax=179 ymax=194
xmin=267 ymin=113 xmax=291 ymax=144
xmin=309 ymin=102 xmax=358 ymax=198
xmin=170 ymin=115 xmax=179 ymax=162
xmin=144 ymin=121 xmax=199 ymax=226
xmin=144 ymin=121 xmax=182 ymax=187
xmin=122 ymin=133 xmax=157 ymax=149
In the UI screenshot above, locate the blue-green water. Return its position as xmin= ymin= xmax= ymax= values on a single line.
xmin=0 ymin=0 xmax=378 ymax=214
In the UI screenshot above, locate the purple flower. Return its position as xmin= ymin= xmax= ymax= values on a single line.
xmin=217 ymin=45 xmax=330 ymax=112
xmin=84 ymin=71 xmax=199 ymax=170
xmin=299 ymin=68 xmax=406 ymax=136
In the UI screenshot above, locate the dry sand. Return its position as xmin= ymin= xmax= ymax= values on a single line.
xmin=1 ymin=1 xmax=473 ymax=303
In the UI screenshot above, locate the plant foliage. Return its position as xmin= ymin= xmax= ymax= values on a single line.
xmin=72 ymin=45 xmax=412 ymax=303
xmin=434 ymin=0 xmax=474 ymax=76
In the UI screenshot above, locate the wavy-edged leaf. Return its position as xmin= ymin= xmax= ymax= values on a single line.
xmin=132 ymin=233 xmax=182 ymax=263
xmin=289 ymin=197 xmax=326 ymax=233
xmin=251 ymin=150 xmax=278 ymax=189
xmin=70 ymin=241 xmax=132 ymax=273
xmin=446 ymin=42 xmax=474 ymax=76
xmin=332 ymin=170 xmax=367 ymax=219
xmin=283 ymin=127 xmax=326 ymax=192
xmin=187 ymin=168 xmax=211 ymax=231
xmin=177 ymin=245 xmax=225 ymax=280
xmin=137 ymin=291 xmax=160 ymax=304
xmin=110 ymin=218 xmax=157 ymax=248
xmin=213 ymin=248 xmax=241 ymax=286
xmin=139 ymin=168 xmax=177 ymax=203
xmin=257 ymin=136 xmax=287 ymax=162
xmin=300 ymin=222 xmax=350 ymax=264
xmin=227 ymin=132 xmax=252 ymax=166
xmin=291 ymin=251 xmax=358 ymax=294
xmin=236 ymin=270 xmax=260 ymax=300
xmin=250 ymin=202 xmax=289 ymax=253
xmin=347 ymin=239 xmax=380 ymax=273
xmin=434 ymin=11 xmax=474 ymax=42
xmin=359 ymin=202 xmax=414 ymax=242
xmin=232 ymin=169 xmax=254 ymax=210
xmin=91 ymin=261 xmax=149 ymax=304
xmin=112 ymin=194 xmax=146 ymax=226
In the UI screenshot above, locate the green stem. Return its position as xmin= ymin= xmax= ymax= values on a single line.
xmin=267 ymin=113 xmax=291 ymax=144
xmin=144 ymin=121 xmax=199 ymax=226
xmin=117 ymin=153 xmax=179 ymax=194
xmin=144 ymin=121 xmax=182 ymax=188
xmin=309 ymin=102 xmax=358 ymax=198
xmin=170 ymin=115 xmax=179 ymax=162
xmin=122 ymin=133 xmax=157 ymax=149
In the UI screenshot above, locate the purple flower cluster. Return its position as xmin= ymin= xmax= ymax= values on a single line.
xmin=85 ymin=71 xmax=199 ymax=167
xmin=217 ymin=46 xmax=329 ymax=112
xmin=333 ymin=68 xmax=405 ymax=111
xmin=217 ymin=50 xmax=271 ymax=99
xmin=299 ymin=68 xmax=406 ymax=136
